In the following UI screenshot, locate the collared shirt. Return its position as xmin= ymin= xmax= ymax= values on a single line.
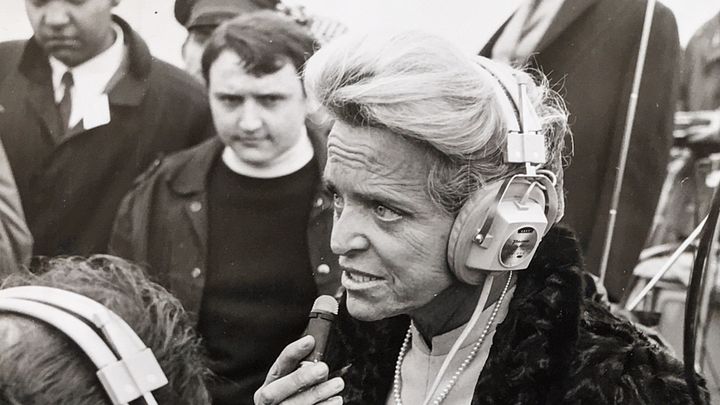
xmin=386 ymin=286 xmax=516 ymax=405
xmin=221 ymin=126 xmax=315 ymax=179
xmin=492 ymin=0 xmax=566 ymax=64
xmin=48 ymin=23 xmax=125 ymax=129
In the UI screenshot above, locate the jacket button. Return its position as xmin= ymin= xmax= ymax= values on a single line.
xmin=191 ymin=267 xmax=202 ymax=278
xmin=190 ymin=201 xmax=202 ymax=212
xmin=317 ymin=264 xmax=330 ymax=274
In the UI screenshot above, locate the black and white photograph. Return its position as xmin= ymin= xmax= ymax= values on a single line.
xmin=0 ymin=0 xmax=719 ymax=403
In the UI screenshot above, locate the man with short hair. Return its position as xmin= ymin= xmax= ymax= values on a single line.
xmin=0 ymin=255 xmax=211 ymax=405
xmin=0 ymin=0 xmax=211 ymax=257
xmin=110 ymin=12 xmax=341 ymax=405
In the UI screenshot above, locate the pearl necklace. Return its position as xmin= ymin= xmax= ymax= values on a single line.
xmin=392 ymin=274 xmax=513 ymax=405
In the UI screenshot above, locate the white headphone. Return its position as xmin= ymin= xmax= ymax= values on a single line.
xmin=0 ymin=286 xmax=168 ymax=405
xmin=446 ymin=57 xmax=559 ymax=284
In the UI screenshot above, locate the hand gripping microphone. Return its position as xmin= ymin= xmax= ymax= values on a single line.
xmin=302 ymin=295 xmax=338 ymax=363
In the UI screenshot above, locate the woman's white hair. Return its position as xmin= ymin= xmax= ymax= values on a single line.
xmin=304 ymin=30 xmax=570 ymax=217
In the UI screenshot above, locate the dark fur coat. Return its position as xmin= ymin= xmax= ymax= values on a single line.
xmin=325 ymin=226 xmax=709 ymax=404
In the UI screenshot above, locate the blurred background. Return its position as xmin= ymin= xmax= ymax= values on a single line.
xmin=1 ymin=0 xmax=718 ymax=68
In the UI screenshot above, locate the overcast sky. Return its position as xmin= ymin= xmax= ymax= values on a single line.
xmin=1 ymin=0 xmax=718 ymax=68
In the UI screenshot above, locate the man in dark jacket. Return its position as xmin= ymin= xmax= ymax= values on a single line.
xmin=481 ymin=0 xmax=680 ymax=301
xmin=110 ymin=12 xmax=341 ymax=405
xmin=0 ymin=0 xmax=211 ymax=257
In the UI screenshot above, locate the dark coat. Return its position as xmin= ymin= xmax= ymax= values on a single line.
xmin=482 ymin=0 xmax=679 ymax=301
xmin=0 ymin=16 xmax=211 ymax=257
xmin=680 ymin=11 xmax=720 ymax=111
xmin=325 ymin=226 xmax=709 ymax=404
xmin=109 ymin=127 xmax=342 ymax=318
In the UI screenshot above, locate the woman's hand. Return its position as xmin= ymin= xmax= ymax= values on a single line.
xmin=254 ymin=335 xmax=345 ymax=405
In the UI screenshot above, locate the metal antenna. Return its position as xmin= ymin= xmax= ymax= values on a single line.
xmin=598 ymin=0 xmax=658 ymax=285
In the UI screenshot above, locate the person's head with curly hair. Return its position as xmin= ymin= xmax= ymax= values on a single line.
xmin=0 ymin=255 xmax=211 ymax=405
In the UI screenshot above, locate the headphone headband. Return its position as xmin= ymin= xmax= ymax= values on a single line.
xmin=0 ymin=286 xmax=168 ymax=405
xmin=447 ymin=58 xmax=558 ymax=282
xmin=474 ymin=57 xmax=546 ymax=166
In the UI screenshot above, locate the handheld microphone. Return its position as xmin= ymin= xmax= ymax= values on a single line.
xmin=302 ymin=295 xmax=338 ymax=363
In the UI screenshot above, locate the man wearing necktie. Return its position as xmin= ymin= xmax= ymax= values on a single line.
xmin=482 ymin=0 xmax=680 ymax=301
xmin=0 ymin=0 xmax=212 ymax=257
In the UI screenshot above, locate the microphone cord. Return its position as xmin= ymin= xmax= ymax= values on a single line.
xmin=683 ymin=181 xmax=720 ymax=404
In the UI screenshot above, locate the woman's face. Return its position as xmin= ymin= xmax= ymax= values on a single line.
xmin=324 ymin=121 xmax=456 ymax=321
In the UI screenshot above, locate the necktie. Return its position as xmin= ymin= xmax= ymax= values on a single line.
xmin=58 ymin=71 xmax=74 ymax=132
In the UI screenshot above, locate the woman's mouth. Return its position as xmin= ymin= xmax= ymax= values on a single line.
xmin=342 ymin=268 xmax=384 ymax=289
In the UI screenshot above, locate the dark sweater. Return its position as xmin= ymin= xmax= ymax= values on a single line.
xmin=199 ymin=157 xmax=320 ymax=405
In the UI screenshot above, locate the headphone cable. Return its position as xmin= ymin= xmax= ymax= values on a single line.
xmin=683 ymin=181 xmax=720 ymax=404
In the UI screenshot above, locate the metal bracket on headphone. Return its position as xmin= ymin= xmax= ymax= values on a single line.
xmin=473 ymin=173 xmax=553 ymax=249
xmin=505 ymin=83 xmax=545 ymax=165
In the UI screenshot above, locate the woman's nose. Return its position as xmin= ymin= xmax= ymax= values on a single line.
xmin=330 ymin=207 xmax=370 ymax=256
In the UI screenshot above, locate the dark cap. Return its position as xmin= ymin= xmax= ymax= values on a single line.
xmin=175 ymin=0 xmax=280 ymax=30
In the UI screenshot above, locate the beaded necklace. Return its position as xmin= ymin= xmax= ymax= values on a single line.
xmin=392 ymin=273 xmax=513 ymax=405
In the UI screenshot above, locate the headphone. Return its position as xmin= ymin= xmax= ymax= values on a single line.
xmin=447 ymin=57 xmax=560 ymax=285
xmin=0 ymin=286 xmax=168 ymax=405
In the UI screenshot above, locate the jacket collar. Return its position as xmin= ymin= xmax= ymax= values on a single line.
xmin=19 ymin=15 xmax=152 ymax=107
xmin=480 ymin=0 xmax=598 ymax=56
xmin=534 ymin=0 xmax=598 ymax=52
xmin=705 ymin=39 xmax=720 ymax=67
xmin=168 ymin=120 xmax=331 ymax=196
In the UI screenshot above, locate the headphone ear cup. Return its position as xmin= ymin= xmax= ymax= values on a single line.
xmin=447 ymin=176 xmax=558 ymax=284
xmin=447 ymin=183 xmax=501 ymax=284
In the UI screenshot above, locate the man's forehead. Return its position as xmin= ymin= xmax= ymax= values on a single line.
xmin=210 ymin=51 xmax=302 ymax=92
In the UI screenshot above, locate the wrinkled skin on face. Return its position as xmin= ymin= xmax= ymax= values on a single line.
xmin=25 ymin=0 xmax=119 ymax=67
xmin=208 ymin=50 xmax=309 ymax=167
xmin=324 ymin=121 xmax=463 ymax=322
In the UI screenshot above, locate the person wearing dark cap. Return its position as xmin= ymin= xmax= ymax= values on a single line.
xmin=176 ymin=0 xmax=281 ymax=81
xmin=175 ymin=0 xmax=347 ymax=82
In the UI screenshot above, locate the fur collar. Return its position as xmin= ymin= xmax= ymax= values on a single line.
xmin=472 ymin=224 xmax=584 ymax=403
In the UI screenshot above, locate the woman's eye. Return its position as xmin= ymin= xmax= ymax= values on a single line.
xmin=373 ymin=204 xmax=402 ymax=222
xmin=332 ymin=193 xmax=344 ymax=213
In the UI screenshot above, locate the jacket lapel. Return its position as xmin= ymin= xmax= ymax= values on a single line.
xmin=534 ymin=0 xmax=599 ymax=52
xmin=17 ymin=39 xmax=64 ymax=141
xmin=106 ymin=16 xmax=152 ymax=107
xmin=169 ymin=138 xmax=224 ymax=259
xmin=479 ymin=0 xmax=598 ymax=58
xmin=25 ymin=79 xmax=63 ymax=141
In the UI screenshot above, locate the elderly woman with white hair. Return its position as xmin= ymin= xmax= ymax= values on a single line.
xmin=254 ymin=30 xmax=707 ymax=405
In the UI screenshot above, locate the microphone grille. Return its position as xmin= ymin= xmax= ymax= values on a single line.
xmin=311 ymin=295 xmax=338 ymax=315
